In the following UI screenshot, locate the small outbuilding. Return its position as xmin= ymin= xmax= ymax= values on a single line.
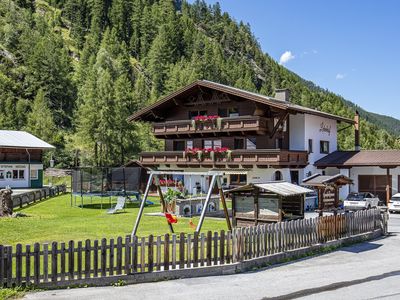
xmin=226 ymin=181 xmax=312 ymax=227
xmin=302 ymin=173 xmax=352 ymax=214
xmin=0 ymin=130 xmax=54 ymax=188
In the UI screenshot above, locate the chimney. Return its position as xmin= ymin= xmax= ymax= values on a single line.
xmin=275 ymin=89 xmax=290 ymax=102
xmin=354 ymin=110 xmax=361 ymax=151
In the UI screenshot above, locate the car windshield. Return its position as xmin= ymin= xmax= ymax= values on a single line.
xmin=346 ymin=193 xmax=366 ymax=201
xmin=392 ymin=197 xmax=400 ymax=201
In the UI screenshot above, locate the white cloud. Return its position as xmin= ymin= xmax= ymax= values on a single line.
xmin=279 ymin=51 xmax=295 ymax=65
xmin=336 ymin=73 xmax=346 ymax=80
xmin=312 ymin=49 xmax=318 ymax=54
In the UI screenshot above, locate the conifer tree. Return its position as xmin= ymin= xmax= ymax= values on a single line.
xmin=25 ymin=89 xmax=56 ymax=143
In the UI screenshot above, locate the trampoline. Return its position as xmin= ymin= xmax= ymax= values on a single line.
xmin=71 ymin=167 xmax=143 ymax=209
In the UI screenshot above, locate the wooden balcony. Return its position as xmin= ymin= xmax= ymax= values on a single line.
xmin=139 ymin=149 xmax=308 ymax=167
xmin=152 ymin=116 xmax=268 ymax=137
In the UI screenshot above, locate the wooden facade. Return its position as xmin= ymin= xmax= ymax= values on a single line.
xmin=227 ymin=183 xmax=311 ymax=226
xmin=0 ymin=148 xmax=42 ymax=162
xmin=130 ymin=81 xmax=313 ymax=168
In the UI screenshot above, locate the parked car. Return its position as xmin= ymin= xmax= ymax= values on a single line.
xmin=389 ymin=193 xmax=400 ymax=213
xmin=343 ymin=192 xmax=379 ymax=211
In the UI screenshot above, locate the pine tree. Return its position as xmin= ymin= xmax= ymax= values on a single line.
xmin=25 ymin=89 xmax=56 ymax=143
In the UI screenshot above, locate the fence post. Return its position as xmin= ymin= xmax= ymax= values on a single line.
xmin=15 ymin=244 xmax=22 ymax=286
xmin=206 ymin=231 xmax=212 ymax=266
xmin=193 ymin=232 xmax=199 ymax=268
xmin=164 ymin=233 xmax=170 ymax=271
xmin=116 ymin=237 xmax=122 ymax=275
xmin=51 ymin=242 xmax=58 ymax=283
xmin=85 ymin=239 xmax=91 ymax=278
xmin=124 ymin=236 xmax=131 ymax=275
xmin=68 ymin=241 xmax=74 ymax=280
xmin=34 ymin=243 xmax=40 ymax=285
xmin=148 ymin=235 xmax=154 ymax=272
xmin=26 ymin=245 xmax=31 ymax=285
xmin=220 ymin=230 xmax=225 ymax=264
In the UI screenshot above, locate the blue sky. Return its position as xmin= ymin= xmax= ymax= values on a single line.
xmin=189 ymin=0 xmax=400 ymax=119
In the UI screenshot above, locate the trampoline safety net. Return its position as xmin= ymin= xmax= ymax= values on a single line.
xmin=72 ymin=167 xmax=142 ymax=196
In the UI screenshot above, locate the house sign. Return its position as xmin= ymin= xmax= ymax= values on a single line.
xmin=319 ymin=122 xmax=331 ymax=136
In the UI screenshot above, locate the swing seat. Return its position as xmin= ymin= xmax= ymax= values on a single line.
xmin=165 ymin=212 xmax=178 ymax=224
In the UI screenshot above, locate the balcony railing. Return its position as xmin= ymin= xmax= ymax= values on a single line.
xmin=139 ymin=149 xmax=308 ymax=167
xmin=152 ymin=116 xmax=268 ymax=137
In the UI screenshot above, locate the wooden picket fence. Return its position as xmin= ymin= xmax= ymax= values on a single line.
xmin=0 ymin=209 xmax=386 ymax=288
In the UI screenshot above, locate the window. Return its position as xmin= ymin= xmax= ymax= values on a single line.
xmin=189 ymin=110 xmax=207 ymax=119
xmin=308 ymin=139 xmax=313 ymax=153
xmin=30 ymin=169 xmax=38 ymax=180
xmin=0 ymin=171 xmax=4 ymax=180
xmin=13 ymin=170 xmax=18 ymax=179
xmin=246 ymin=137 xmax=257 ymax=150
xmin=230 ymin=174 xmax=247 ymax=185
xmin=186 ymin=140 xmax=193 ymax=149
xmin=218 ymin=107 xmax=238 ymax=118
xmin=275 ymin=138 xmax=283 ymax=149
xmin=234 ymin=138 xmax=244 ymax=149
xmin=6 ymin=171 xmax=12 ymax=179
xmin=290 ymin=170 xmax=299 ymax=184
xmin=203 ymin=139 xmax=221 ymax=149
xmin=274 ymin=171 xmax=283 ymax=181
xmin=173 ymin=141 xmax=186 ymax=151
xmin=320 ymin=141 xmax=330 ymax=154
xmin=18 ymin=170 xmax=25 ymax=179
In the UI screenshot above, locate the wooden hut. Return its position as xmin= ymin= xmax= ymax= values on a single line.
xmin=226 ymin=181 xmax=312 ymax=227
xmin=302 ymin=173 xmax=352 ymax=215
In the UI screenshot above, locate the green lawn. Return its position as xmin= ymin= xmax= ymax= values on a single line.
xmin=0 ymin=194 xmax=230 ymax=247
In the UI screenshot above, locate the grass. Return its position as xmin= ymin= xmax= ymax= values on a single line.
xmin=0 ymin=288 xmax=25 ymax=300
xmin=0 ymin=194 xmax=230 ymax=247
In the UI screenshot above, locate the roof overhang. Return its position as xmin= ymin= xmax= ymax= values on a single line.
xmin=127 ymin=80 xmax=354 ymax=124
xmin=226 ymin=181 xmax=312 ymax=197
xmin=302 ymin=173 xmax=353 ymax=187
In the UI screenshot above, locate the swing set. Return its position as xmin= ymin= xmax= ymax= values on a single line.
xmin=131 ymin=171 xmax=233 ymax=236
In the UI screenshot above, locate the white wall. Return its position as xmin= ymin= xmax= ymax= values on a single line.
xmin=303 ymin=114 xmax=338 ymax=178
xmin=0 ymin=163 xmax=29 ymax=188
xmin=322 ymin=166 xmax=400 ymax=200
xmin=349 ymin=167 xmax=400 ymax=196
xmin=289 ymin=114 xmax=305 ymax=151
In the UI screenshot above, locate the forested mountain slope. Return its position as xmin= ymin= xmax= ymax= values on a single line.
xmin=0 ymin=0 xmax=399 ymax=167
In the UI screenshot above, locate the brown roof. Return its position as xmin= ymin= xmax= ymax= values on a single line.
xmin=302 ymin=173 xmax=352 ymax=186
xmin=127 ymin=80 xmax=354 ymax=124
xmin=315 ymin=150 xmax=400 ymax=167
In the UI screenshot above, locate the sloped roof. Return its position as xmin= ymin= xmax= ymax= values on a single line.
xmin=302 ymin=173 xmax=352 ymax=186
xmin=0 ymin=130 xmax=55 ymax=149
xmin=226 ymin=181 xmax=312 ymax=196
xmin=315 ymin=150 xmax=400 ymax=167
xmin=128 ymin=80 xmax=354 ymax=124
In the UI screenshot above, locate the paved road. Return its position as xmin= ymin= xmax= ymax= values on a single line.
xmin=25 ymin=214 xmax=400 ymax=300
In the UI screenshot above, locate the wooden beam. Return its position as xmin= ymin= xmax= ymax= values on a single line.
xmin=217 ymin=176 xmax=232 ymax=231
xmin=270 ymin=112 xmax=289 ymax=138
xmin=386 ymin=168 xmax=391 ymax=206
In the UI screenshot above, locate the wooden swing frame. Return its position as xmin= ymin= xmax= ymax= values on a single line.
xmin=131 ymin=171 xmax=232 ymax=236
